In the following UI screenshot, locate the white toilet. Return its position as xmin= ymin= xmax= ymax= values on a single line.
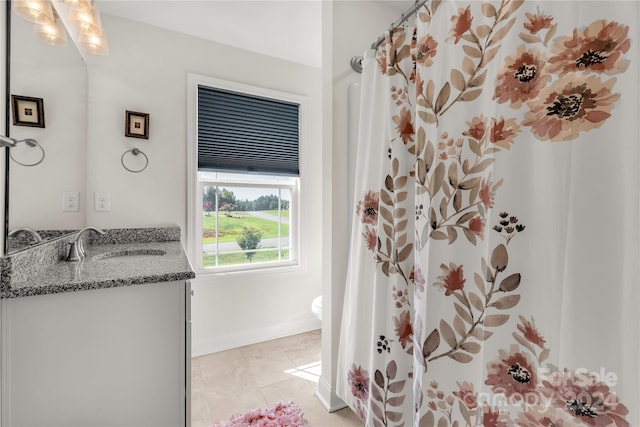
xmin=311 ymin=296 xmax=322 ymax=320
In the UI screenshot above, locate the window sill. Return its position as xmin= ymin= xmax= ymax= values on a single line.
xmin=196 ymin=260 xmax=300 ymax=279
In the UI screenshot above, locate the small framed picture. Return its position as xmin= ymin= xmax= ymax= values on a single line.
xmin=125 ymin=110 xmax=149 ymax=139
xmin=11 ymin=95 xmax=45 ymax=128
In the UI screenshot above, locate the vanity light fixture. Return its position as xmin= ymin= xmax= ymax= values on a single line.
xmin=12 ymin=0 xmax=55 ymax=25
xmin=77 ymin=29 xmax=109 ymax=55
xmin=62 ymin=0 xmax=109 ymax=55
xmin=33 ymin=9 xmax=67 ymax=46
xmin=12 ymin=0 xmax=110 ymax=55
xmin=67 ymin=0 xmax=99 ymax=34
xmin=60 ymin=0 xmax=84 ymax=7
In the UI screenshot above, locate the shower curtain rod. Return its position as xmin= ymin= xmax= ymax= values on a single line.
xmin=370 ymin=0 xmax=428 ymax=49
xmin=351 ymin=0 xmax=429 ymax=73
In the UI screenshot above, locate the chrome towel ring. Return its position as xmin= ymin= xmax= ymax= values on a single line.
xmin=8 ymin=138 xmax=46 ymax=167
xmin=121 ymin=148 xmax=149 ymax=173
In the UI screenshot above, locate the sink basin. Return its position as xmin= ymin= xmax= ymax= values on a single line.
xmin=91 ymin=249 xmax=167 ymax=262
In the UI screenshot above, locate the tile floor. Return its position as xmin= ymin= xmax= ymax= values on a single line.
xmin=191 ymin=329 xmax=363 ymax=427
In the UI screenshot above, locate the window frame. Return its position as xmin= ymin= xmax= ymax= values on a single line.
xmin=187 ymin=73 xmax=305 ymax=276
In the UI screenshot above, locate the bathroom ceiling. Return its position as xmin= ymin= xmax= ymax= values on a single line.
xmin=96 ymin=0 xmax=412 ymax=69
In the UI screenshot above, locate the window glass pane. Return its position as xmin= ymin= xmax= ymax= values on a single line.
xmin=202 ymin=183 xmax=292 ymax=269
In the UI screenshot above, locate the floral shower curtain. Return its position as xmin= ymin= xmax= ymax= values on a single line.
xmin=337 ymin=1 xmax=639 ymax=426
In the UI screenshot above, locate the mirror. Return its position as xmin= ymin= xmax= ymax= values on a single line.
xmin=5 ymin=3 xmax=86 ymax=253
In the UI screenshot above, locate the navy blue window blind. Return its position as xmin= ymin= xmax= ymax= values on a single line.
xmin=197 ymin=86 xmax=300 ymax=176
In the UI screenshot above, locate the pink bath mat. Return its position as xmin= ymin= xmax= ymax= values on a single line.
xmin=212 ymin=400 xmax=310 ymax=427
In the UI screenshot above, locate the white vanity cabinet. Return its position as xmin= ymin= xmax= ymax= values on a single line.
xmin=1 ymin=280 xmax=191 ymax=427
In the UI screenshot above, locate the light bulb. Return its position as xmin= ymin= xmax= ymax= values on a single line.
xmin=34 ymin=14 xmax=67 ymax=46
xmin=68 ymin=5 xmax=99 ymax=34
xmin=78 ymin=28 xmax=109 ymax=55
xmin=13 ymin=0 xmax=55 ymax=25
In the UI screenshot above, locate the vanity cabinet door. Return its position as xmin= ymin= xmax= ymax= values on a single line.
xmin=1 ymin=281 xmax=187 ymax=427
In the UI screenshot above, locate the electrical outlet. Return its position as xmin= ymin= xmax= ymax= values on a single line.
xmin=94 ymin=192 xmax=110 ymax=212
xmin=62 ymin=192 xmax=80 ymax=212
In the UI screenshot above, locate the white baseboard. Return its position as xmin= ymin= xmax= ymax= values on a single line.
xmin=191 ymin=318 xmax=321 ymax=357
xmin=315 ymin=376 xmax=347 ymax=413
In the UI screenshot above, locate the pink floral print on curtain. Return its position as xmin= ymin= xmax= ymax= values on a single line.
xmin=340 ymin=1 xmax=636 ymax=426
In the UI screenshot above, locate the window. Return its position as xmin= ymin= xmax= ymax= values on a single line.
xmin=188 ymin=75 xmax=302 ymax=274
xmin=198 ymin=172 xmax=297 ymax=271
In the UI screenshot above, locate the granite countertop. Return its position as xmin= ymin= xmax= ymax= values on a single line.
xmin=1 ymin=227 xmax=196 ymax=298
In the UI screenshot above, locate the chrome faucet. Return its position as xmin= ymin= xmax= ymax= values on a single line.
xmin=8 ymin=227 xmax=43 ymax=244
xmin=66 ymin=227 xmax=106 ymax=262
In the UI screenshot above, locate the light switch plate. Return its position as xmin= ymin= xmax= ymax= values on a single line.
xmin=63 ymin=192 xmax=80 ymax=212
xmin=94 ymin=192 xmax=110 ymax=212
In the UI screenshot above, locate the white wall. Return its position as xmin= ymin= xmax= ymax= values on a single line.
xmin=318 ymin=0 xmax=407 ymax=412
xmin=83 ymin=14 xmax=323 ymax=356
